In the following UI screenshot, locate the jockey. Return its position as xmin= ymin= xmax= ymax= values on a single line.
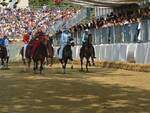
xmin=58 ymin=27 xmax=72 ymax=59
xmin=3 ymin=35 xmax=9 ymax=57
xmin=23 ymin=30 xmax=30 ymax=59
xmin=82 ymin=29 xmax=89 ymax=47
xmin=0 ymin=34 xmax=9 ymax=57
xmin=0 ymin=37 xmax=5 ymax=47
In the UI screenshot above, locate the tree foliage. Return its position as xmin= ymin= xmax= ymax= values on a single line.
xmin=29 ymin=0 xmax=80 ymax=8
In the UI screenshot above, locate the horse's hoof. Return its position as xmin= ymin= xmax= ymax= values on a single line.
xmin=93 ymin=63 xmax=95 ymax=66
xmin=79 ymin=69 xmax=84 ymax=72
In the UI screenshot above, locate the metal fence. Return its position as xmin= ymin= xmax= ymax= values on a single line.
xmin=53 ymin=19 xmax=150 ymax=46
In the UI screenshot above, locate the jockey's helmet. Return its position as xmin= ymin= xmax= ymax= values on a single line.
xmin=85 ymin=29 xmax=89 ymax=32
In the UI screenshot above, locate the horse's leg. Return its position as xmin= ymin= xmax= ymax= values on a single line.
xmin=86 ymin=57 xmax=90 ymax=72
xmin=36 ymin=61 xmax=38 ymax=71
xmin=51 ymin=57 xmax=53 ymax=66
xmin=70 ymin=59 xmax=73 ymax=69
xmin=1 ymin=58 xmax=4 ymax=67
xmin=89 ymin=60 xmax=91 ymax=66
xmin=48 ymin=57 xmax=53 ymax=67
xmin=91 ymin=57 xmax=95 ymax=66
xmin=27 ymin=58 xmax=31 ymax=70
xmin=33 ymin=61 xmax=37 ymax=73
xmin=6 ymin=57 xmax=9 ymax=68
xmin=80 ymin=57 xmax=84 ymax=71
xmin=23 ymin=59 xmax=26 ymax=65
xmin=40 ymin=59 xmax=43 ymax=74
xmin=63 ymin=60 xmax=67 ymax=74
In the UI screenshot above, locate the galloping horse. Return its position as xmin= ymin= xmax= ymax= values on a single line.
xmin=20 ymin=39 xmax=34 ymax=69
xmin=32 ymin=42 xmax=48 ymax=74
xmin=80 ymin=34 xmax=95 ymax=72
xmin=46 ymin=38 xmax=54 ymax=67
xmin=0 ymin=45 xmax=9 ymax=69
xmin=57 ymin=38 xmax=74 ymax=74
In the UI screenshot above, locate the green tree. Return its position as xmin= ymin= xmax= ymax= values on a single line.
xmin=29 ymin=0 xmax=79 ymax=8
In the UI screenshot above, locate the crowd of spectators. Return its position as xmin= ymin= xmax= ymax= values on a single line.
xmin=0 ymin=6 xmax=80 ymax=41
xmin=69 ymin=5 xmax=150 ymax=33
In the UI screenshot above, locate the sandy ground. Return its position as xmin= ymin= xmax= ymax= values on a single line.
xmin=0 ymin=63 xmax=150 ymax=113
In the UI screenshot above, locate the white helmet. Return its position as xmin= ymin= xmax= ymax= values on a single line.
xmin=85 ymin=29 xmax=89 ymax=32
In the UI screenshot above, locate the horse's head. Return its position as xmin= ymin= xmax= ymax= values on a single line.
xmin=71 ymin=42 xmax=75 ymax=47
xmin=0 ymin=45 xmax=5 ymax=50
xmin=68 ymin=37 xmax=75 ymax=47
xmin=28 ymin=38 xmax=35 ymax=46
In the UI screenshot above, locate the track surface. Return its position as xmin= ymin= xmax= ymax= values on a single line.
xmin=0 ymin=63 xmax=150 ymax=113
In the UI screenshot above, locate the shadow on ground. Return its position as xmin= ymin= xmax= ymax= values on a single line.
xmin=0 ymin=63 xmax=150 ymax=113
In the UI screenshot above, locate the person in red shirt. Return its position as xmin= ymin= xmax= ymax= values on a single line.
xmin=31 ymin=27 xmax=48 ymax=59
xmin=23 ymin=30 xmax=30 ymax=59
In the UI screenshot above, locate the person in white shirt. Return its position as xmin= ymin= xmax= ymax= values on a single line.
xmin=137 ymin=18 xmax=143 ymax=43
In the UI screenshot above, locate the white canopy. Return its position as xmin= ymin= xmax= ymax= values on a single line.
xmin=69 ymin=0 xmax=142 ymax=7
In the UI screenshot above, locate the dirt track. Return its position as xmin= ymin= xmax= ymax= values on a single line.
xmin=0 ymin=63 xmax=150 ymax=113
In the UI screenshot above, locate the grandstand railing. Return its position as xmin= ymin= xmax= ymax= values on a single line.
xmin=53 ymin=19 xmax=150 ymax=46
xmin=72 ymin=19 xmax=150 ymax=45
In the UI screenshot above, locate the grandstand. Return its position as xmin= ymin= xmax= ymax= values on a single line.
xmin=52 ymin=0 xmax=150 ymax=64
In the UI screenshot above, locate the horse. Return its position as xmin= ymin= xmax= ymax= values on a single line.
xmin=0 ymin=45 xmax=9 ymax=69
xmin=20 ymin=39 xmax=34 ymax=69
xmin=46 ymin=39 xmax=54 ymax=67
xmin=57 ymin=39 xmax=74 ymax=74
xmin=32 ymin=42 xmax=48 ymax=74
xmin=80 ymin=34 xmax=95 ymax=72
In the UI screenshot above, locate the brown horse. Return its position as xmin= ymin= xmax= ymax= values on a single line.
xmin=46 ymin=39 xmax=54 ymax=67
xmin=80 ymin=34 xmax=95 ymax=72
xmin=32 ymin=42 xmax=48 ymax=74
xmin=0 ymin=45 xmax=9 ymax=69
xmin=20 ymin=39 xmax=34 ymax=69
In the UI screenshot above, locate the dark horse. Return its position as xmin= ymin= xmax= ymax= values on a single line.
xmin=57 ymin=40 xmax=74 ymax=74
xmin=20 ymin=39 xmax=34 ymax=69
xmin=32 ymin=42 xmax=48 ymax=74
xmin=0 ymin=45 xmax=9 ymax=69
xmin=47 ymin=39 xmax=54 ymax=67
xmin=80 ymin=34 xmax=95 ymax=72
